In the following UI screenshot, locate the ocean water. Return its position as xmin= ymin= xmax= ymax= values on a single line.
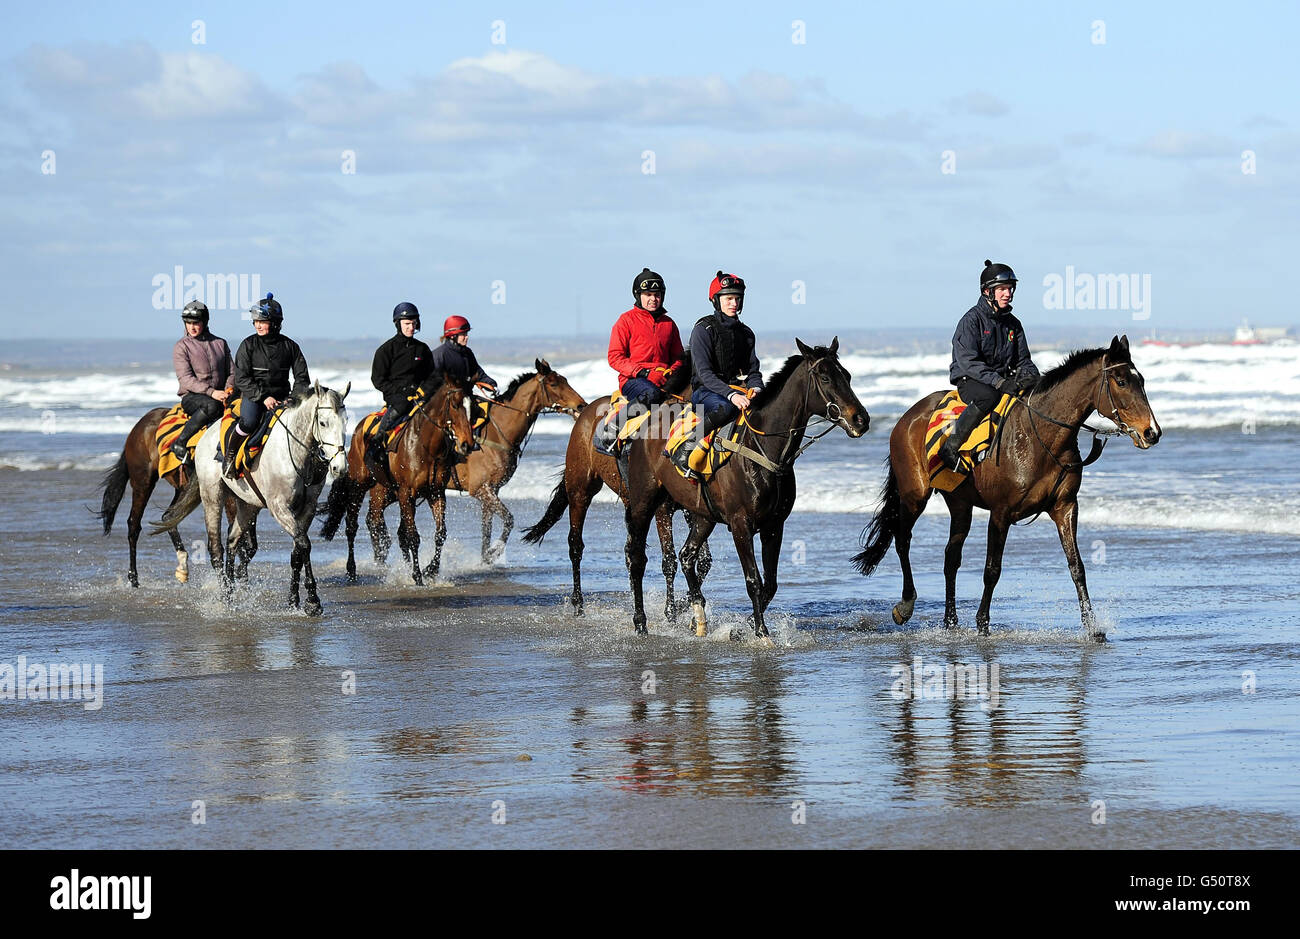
xmin=1 ymin=337 xmax=1297 ymax=848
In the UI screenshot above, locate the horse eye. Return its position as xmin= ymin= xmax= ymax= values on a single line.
xmin=1116 ymin=378 xmax=1128 ymax=387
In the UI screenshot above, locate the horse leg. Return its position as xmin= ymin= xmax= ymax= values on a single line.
xmin=655 ymin=504 xmax=678 ymax=623
xmin=344 ymin=495 xmax=360 ymax=583
xmin=730 ymin=521 xmax=771 ymax=642
xmin=567 ymin=481 xmax=600 ymax=617
xmin=297 ymin=530 xmax=323 ymax=617
xmin=126 ymin=476 xmax=158 ymax=588
xmin=624 ymin=495 xmax=660 ymax=635
xmin=1049 ymin=498 xmax=1101 ymax=640
xmin=975 ymin=511 xmax=1011 ymax=635
xmin=481 ymin=489 xmax=511 ymax=563
xmin=891 ymin=494 xmax=928 ymax=626
xmin=289 ymin=533 xmax=304 ymax=609
xmin=222 ymin=501 xmax=255 ymax=603
xmin=366 ymin=490 xmax=391 ymax=565
xmin=160 ymin=487 xmax=190 ymax=583
xmin=422 ymin=491 xmax=447 ymax=580
xmin=942 ymin=498 xmax=973 ymax=629
xmin=399 ymin=492 xmax=424 ymax=586
xmin=758 ymin=518 xmax=785 ymax=615
xmin=679 ymin=513 xmax=717 ymax=637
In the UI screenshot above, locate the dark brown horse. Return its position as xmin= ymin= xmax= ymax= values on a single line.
xmin=318 ymin=373 xmax=474 ymax=585
xmin=521 ymin=366 xmax=700 ymax=622
xmin=96 ymin=407 xmax=251 ymax=587
xmin=623 ymin=338 xmax=869 ymax=640
xmin=419 ymin=360 xmax=586 ymax=577
xmin=852 ymin=335 xmax=1161 ymax=640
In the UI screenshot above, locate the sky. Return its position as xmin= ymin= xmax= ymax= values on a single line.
xmin=0 ymin=1 xmax=1295 ymax=341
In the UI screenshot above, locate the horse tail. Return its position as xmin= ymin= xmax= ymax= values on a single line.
xmin=851 ymin=457 xmax=900 ymax=577
xmin=95 ymin=450 xmax=131 ymax=535
xmin=521 ymin=477 xmax=568 ymax=544
xmin=317 ymin=474 xmax=353 ymax=541
xmin=149 ymin=474 xmax=201 ymax=535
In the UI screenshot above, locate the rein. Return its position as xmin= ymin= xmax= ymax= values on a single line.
xmin=246 ymin=394 xmax=344 ymax=506
xmin=730 ymin=362 xmax=843 ymax=473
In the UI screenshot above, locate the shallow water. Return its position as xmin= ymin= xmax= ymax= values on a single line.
xmin=1 ymin=436 xmax=1297 ymax=847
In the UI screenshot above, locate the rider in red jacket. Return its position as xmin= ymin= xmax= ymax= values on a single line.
xmin=599 ymin=268 xmax=684 ymax=452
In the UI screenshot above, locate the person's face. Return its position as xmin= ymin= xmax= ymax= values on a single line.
xmin=185 ymin=320 xmax=203 ymax=337
xmin=399 ymin=319 xmax=416 ymax=338
xmin=640 ymin=291 xmax=663 ymax=312
xmin=719 ymin=294 xmax=741 ymax=315
xmin=990 ymin=284 xmax=1013 ymax=309
xmin=254 ymin=320 xmax=271 ymax=336
xmin=455 ymin=332 xmax=470 ymax=346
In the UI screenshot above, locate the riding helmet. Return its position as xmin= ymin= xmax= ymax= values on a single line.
xmin=709 ymin=271 xmax=746 ymax=311
xmin=181 ymin=300 xmax=210 ymax=324
xmin=393 ymin=301 xmax=421 ymax=331
xmin=632 ymin=268 xmax=666 ymax=308
xmin=442 ymin=315 xmax=471 ymax=339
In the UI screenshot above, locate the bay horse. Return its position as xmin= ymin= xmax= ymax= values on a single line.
xmin=851 ymin=335 xmax=1161 ymax=639
xmin=152 ymin=381 xmax=351 ymax=615
xmin=422 ymin=360 xmax=586 ymax=576
xmin=521 ymin=362 xmax=701 ymax=622
xmin=317 ymin=373 xmax=474 ymax=586
xmin=96 ymin=407 xmax=251 ymax=587
xmin=623 ymin=338 xmax=869 ymax=640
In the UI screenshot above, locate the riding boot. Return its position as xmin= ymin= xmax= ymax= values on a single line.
xmin=171 ymin=412 xmax=207 ymax=463
xmin=223 ymin=429 xmax=246 ymax=478
xmin=938 ymin=400 xmax=989 ymax=471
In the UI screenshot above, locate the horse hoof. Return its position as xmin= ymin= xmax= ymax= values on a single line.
xmin=977 ymin=625 xmax=990 ymax=636
xmin=892 ymin=599 xmax=914 ymax=625
xmin=174 ymin=569 xmax=188 ymax=584
xmin=944 ymin=618 xmax=959 ymax=630
xmin=128 ymin=575 xmax=140 ymax=589
xmin=304 ymin=600 xmax=323 ymax=617
xmin=694 ymin=620 xmax=708 ymax=638
xmin=1090 ymin=631 xmax=1107 ymax=643
xmin=757 ymin=635 xmax=775 ymax=648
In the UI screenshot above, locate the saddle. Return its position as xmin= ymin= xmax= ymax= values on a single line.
xmin=664 ymin=406 xmax=749 ymax=481
xmin=360 ymin=388 xmax=434 ymax=454
xmin=219 ymin=399 xmax=284 ymax=478
xmin=156 ymin=403 xmax=210 ymax=478
xmin=592 ymin=389 xmax=657 ymax=456
xmin=924 ymin=388 xmax=1018 ymax=491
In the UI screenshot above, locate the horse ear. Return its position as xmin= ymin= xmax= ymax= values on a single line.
xmin=341 ymin=381 xmax=351 ymax=400
xmin=313 ymin=378 xmax=321 ymax=396
xmin=535 ymin=357 xmax=548 ymax=373
xmin=795 ymin=337 xmax=812 ymax=357
xmin=830 ymin=335 xmax=840 ymax=355
xmin=1119 ymin=334 xmax=1130 ymax=350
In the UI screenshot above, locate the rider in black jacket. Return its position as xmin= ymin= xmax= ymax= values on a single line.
xmin=939 ymin=260 xmax=1040 ymax=470
xmin=368 ymin=302 xmax=434 ymax=463
xmin=226 ymin=293 xmax=311 ymax=476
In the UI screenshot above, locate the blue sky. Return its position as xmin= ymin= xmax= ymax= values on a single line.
xmin=0 ymin=1 xmax=1295 ymax=340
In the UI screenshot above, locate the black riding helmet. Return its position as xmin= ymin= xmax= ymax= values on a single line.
xmin=393 ymin=301 xmax=420 ymax=331
xmin=632 ymin=267 xmax=666 ymax=309
xmin=980 ymin=260 xmax=1017 ymax=309
xmin=249 ymin=292 xmax=284 ymax=330
xmin=181 ymin=300 xmax=210 ymax=324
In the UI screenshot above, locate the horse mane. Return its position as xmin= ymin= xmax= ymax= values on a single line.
xmin=1034 ymin=344 xmax=1129 ymax=394
xmin=499 ymin=371 xmax=536 ymax=402
xmin=749 ymin=346 xmax=834 ymax=409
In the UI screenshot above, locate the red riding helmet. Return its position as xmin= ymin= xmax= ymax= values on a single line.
xmin=442 ymin=315 xmax=471 ymax=339
xmin=709 ymin=271 xmax=746 ymax=310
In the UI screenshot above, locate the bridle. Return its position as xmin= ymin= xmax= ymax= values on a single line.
xmin=726 ymin=357 xmax=851 ymax=473
xmin=471 ymin=374 xmax=581 ymax=459
xmin=245 ymin=392 xmax=346 ymax=504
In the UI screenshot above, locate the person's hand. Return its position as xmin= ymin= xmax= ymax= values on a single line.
xmin=730 ymin=392 xmax=750 ymax=410
xmin=647 ymin=367 xmax=669 ymax=388
xmin=996 ymin=377 xmax=1017 ymax=395
xmin=1015 ymin=374 xmax=1039 ymax=393
xmin=476 ymin=381 xmax=496 ymax=394
xmin=264 ymin=396 xmax=279 ymax=409
xmin=212 ymin=389 xmax=230 ymax=403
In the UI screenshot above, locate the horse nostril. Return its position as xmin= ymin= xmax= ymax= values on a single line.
xmin=1145 ymin=427 xmax=1160 ymax=443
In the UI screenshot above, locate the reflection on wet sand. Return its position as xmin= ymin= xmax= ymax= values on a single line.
xmin=885 ymin=642 xmax=1090 ymax=807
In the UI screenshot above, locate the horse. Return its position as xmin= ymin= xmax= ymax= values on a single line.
xmin=95 ymin=407 xmax=252 ymax=587
xmin=151 ymin=381 xmax=351 ymax=615
xmin=623 ymin=338 xmax=869 ymax=640
xmin=521 ymin=361 xmax=703 ymax=623
xmin=851 ymin=335 xmax=1161 ymax=640
xmin=317 ymin=373 xmax=474 ymax=586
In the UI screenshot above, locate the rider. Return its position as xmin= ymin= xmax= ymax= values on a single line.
xmin=938 ymin=259 xmax=1041 ymax=470
xmin=225 ymin=293 xmax=311 ymax=476
xmin=429 ymin=315 xmax=497 ymax=437
xmin=600 ymin=267 xmax=685 ymax=451
xmin=170 ymin=300 xmax=234 ymax=463
xmin=368 ymin=301 xmax=434 ymax=465
xmin=670 ymin=271 xmax=763 ymax=476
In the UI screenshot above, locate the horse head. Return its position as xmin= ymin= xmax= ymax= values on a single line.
xmin=433 ymin=372 xmax=475 ymax=458
xmin=793 ymin=336 xmax=869 ymax=437
xmin=533 ymin=357 xmax=587 ymax=418
xmin=1097 ymin=335 xmax=1161 ymax=449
